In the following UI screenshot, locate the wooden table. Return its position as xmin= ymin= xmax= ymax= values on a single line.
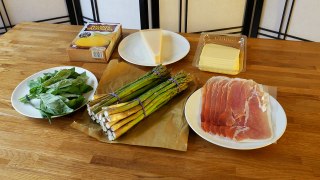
xmin=0 ymin=22 xmax=319 ymax=179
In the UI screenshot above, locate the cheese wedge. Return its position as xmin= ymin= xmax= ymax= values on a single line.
xmin=140 ymin=29 xmax=163 ymax=64
xmin=199 ymin=44 xmax=240 ymax=75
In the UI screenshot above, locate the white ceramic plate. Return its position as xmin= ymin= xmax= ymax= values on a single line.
xmin=184 ymin=88 xmax=287 ymax=150
xmin=118 ymin=30 xmax=190 ymax=66
xmin=11 ymin=66 xmax=98 ymax=118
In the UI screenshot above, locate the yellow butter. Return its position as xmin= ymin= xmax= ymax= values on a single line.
xmin=140 ymin=29 xmax=163 ymax=64
xmin=199 ymin=44 xmax=240 ymax=75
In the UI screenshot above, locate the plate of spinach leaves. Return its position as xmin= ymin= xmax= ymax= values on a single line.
xmin=11 ymin=66 xmax=98 ymax=121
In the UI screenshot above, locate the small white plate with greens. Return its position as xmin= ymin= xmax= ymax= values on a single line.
xmin=11 ymin=66 xmax=98 ymax=121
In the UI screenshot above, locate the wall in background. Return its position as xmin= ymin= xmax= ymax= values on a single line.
xmin=0 ymin=0 xmax=70 ymax=34
xmin=159 ymin=0 xmax=246 ymax=34
xmin=0 ymin=0 xmax=143 ymax=34
xmin=0 ymin=0 xmax=69 ymax=24
xmin=159 ymin=0 xmax=180 ymax=32
xmin=3 ymin=0 xmax=68 ymax=24
xmin=258 ymin=0 xmax=320 ymax=41
xmin=188 ymin=0 xmax=246 ymax=33
xmin=80 ymin=0 xmax=141 ymax=29
xmin=0 ymin=16 xmax=5 ymax=34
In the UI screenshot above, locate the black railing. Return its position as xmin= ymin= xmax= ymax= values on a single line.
xmin=0 ymin=0 xmax=313 ymax=41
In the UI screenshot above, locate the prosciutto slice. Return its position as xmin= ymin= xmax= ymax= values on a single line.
xmin=201 ymin=76 xmax=273 ymax=142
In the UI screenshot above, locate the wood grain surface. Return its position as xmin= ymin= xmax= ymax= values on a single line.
xmin=0 ymin=22 xmax=319 ymax=179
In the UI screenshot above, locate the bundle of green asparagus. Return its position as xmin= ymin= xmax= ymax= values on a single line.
xmin=87 ymin=65 xmax=170 ymax=123
xmin=98 ymin=71 xmax=192 ymax=141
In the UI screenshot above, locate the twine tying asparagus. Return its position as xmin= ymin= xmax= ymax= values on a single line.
xmin=152 ymin=68 xmax=161 ymax=76
xmin=169 ymin=77 xmax=180 ymax=91
xmin=109 ymin=92 xmax=121 ymax=102
xmin=136 ymin=98 xmax=146 ymax=117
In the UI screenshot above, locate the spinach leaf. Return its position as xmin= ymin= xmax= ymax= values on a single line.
xmin=39 ymin=93 xmax=74 ymax=115
xmin=47 ymin=79 xmax=74 ymax=89
xmin=46 ymin=73 xmax=91 ymax=95
xmin=29 ymin=78 xmax=42 ymax=89
xmin=65 ymin=96 xmax=85 ymax=109
xmin=42 ymin=70 xmax=58 ymax=82
xmin=28 ymin=77 xmax=45 ymax=96
xmin=58 ymin=86 xmax=82 ymax=95
xmin=80 ymin=84 xmax=93 ymax=93
xmin=73 ymin=72 xmax=89 ymax=86
xmin=69 ymin=70 xmax=80 ymax=79
xmin=42 ymin=68 xmax=74 ymax=87
xmin=60 ymin=93 xmax=80 ymax=98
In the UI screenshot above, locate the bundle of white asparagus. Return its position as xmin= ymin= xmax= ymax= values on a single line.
xmin=87 ymin=65 xmax=170 ymax=123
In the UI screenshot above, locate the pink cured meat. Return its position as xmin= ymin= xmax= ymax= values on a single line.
xmin=200 ymin=82 xmax=208 ymax=130
xmin=201 ymin=76 xmax=273 ymax=142
xmin=201 ymin=77 xmax=221 ymax=132
xmin=209 ymin=78 xmax=229 ymax=134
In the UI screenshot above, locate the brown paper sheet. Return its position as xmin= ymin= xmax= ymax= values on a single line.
xmin=263 ymin=85 xmax=277 ymax=99
xmin=71 ymin=59 xmax=197 ymax=151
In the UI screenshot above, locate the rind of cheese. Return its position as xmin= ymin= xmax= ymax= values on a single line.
xmin=140 ymin=29 xmax=163 ymax=64
xmin=199 ymin=44 xmax=240 ymax=75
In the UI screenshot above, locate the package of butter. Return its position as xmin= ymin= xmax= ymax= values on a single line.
xmin=67 ymin=22 xmax=122 ymax=63
xmin=192 ymin=33 xmax=247 ymax=75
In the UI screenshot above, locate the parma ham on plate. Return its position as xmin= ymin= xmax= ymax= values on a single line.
xmin=201 ymin=76 xmax=273 ymax=142
xmin=184 ymin=76 xmax=287 ymax=149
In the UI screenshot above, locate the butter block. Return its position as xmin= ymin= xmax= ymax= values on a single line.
xmin=140 ymin=29 xmax=163 ymax=64
xmin=199 ymin=44 xmax=240 ymax=75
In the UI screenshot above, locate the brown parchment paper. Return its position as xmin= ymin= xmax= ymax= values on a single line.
xmin=71 ymin=59 xmax=197 ymax=151
xmin=263 ymin=85 xmax=277 ymax=99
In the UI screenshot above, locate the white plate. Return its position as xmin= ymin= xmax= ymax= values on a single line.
xmin=118 ymin=30 xmax=190 ymax=66
xmin=11 ymin=66 xmax=98 ymax=119
xmin=184 ymin=88 xmax=287 ymax=150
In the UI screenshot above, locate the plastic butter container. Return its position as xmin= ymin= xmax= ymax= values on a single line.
xmin=193 ymin=33 xmax=247 ymax=75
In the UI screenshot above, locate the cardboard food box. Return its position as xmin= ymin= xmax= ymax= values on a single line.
xmin=67 ymin=23 xmax=122 ymax=63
